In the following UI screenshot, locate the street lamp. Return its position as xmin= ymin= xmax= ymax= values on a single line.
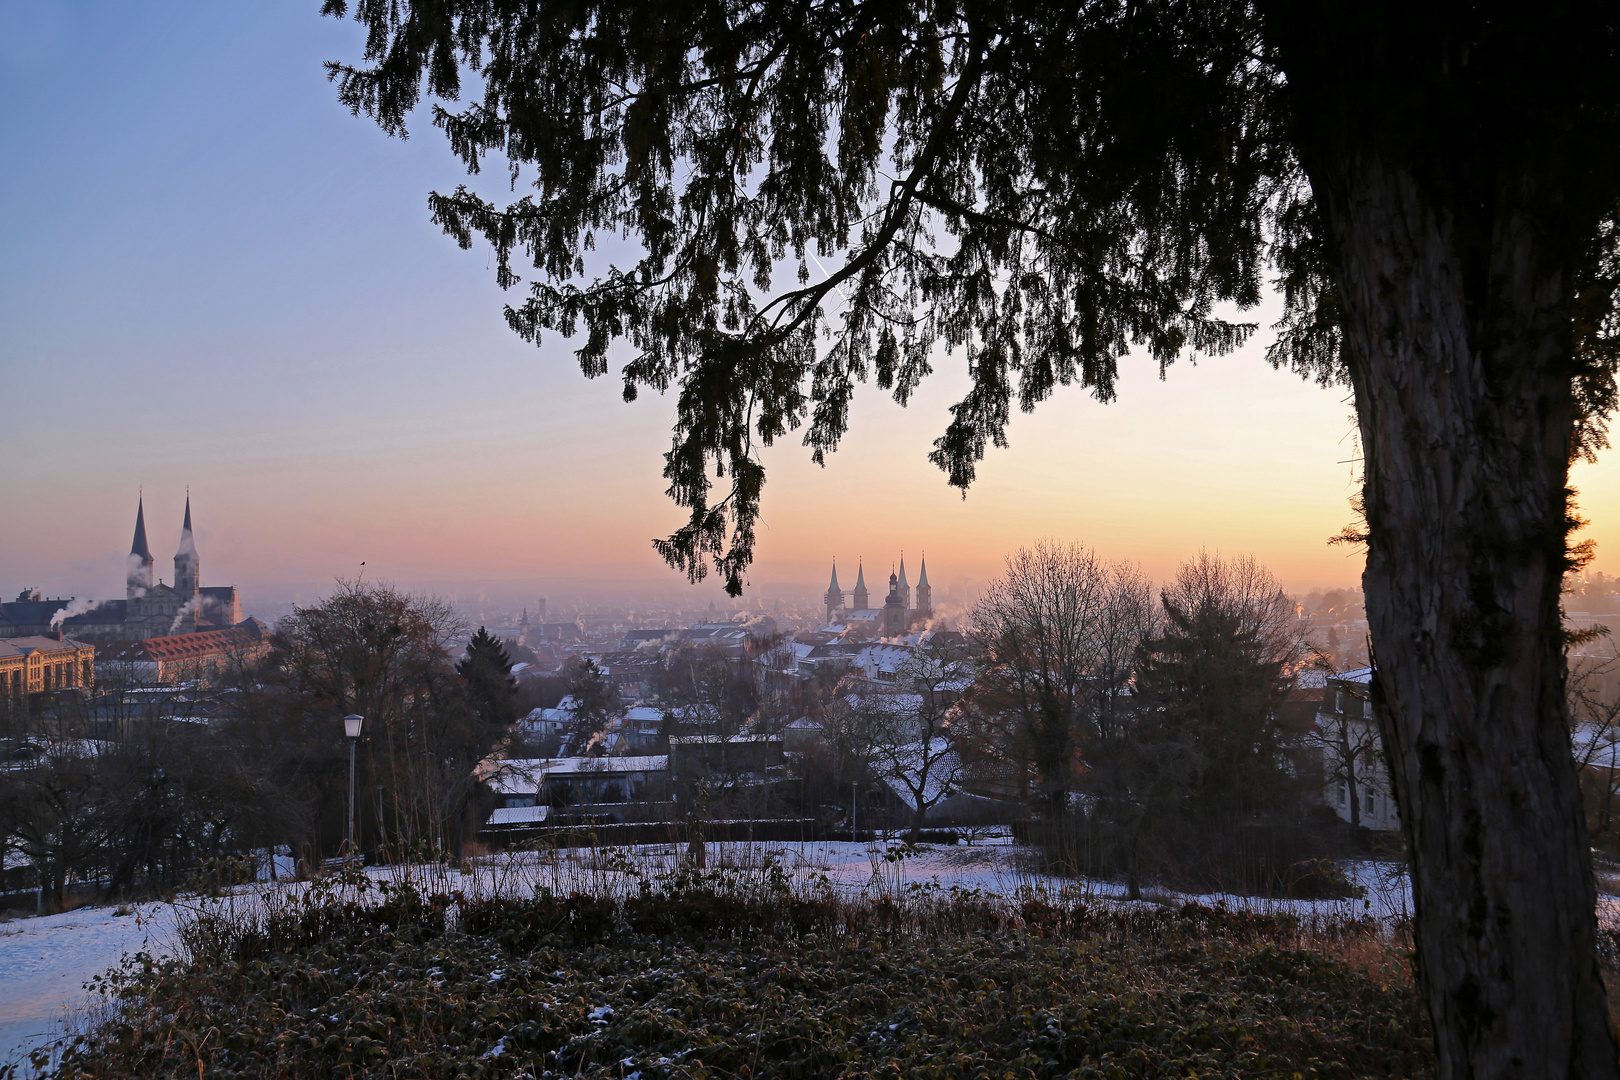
xmin=343 ymin=714 xmax=364 ymax=859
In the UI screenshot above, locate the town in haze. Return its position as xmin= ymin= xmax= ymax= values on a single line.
xmin=7 ymin=2 xmax=1620 ymax=1077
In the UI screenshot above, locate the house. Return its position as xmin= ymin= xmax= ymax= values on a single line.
xmin=782 ymin=716 xmax=824 ymax=752
xmin=1316 ymin=667 xmax=1400 ymax=831
xmin=486 ymin=755 xmax=670 ymax=814
xmin=667 ymin=734 xmax=784 ymax=783
xmin=520 ymin=698 xmax=578 ymax=739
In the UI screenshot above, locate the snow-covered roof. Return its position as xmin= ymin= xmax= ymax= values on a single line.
xmin=1335 ymin=666 xmax=1374 ymax=685
xmin=487 ymin=755 xmax=669 ymax=794
xmin=486 ymin=805 xmax=550 ymax=826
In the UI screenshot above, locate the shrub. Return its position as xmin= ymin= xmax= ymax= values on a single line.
xmin=53 ymin=883 xmax=1432 ymax=1079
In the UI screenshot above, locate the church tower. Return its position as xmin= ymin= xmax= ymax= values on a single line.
xmin=852 ymin=561 xmax=869 ymax=610
xmin=824 ymin=561 xmax=845 ymax=623
xmin=916 ymin=554 xmax=932 ymax=618
xmin=127 ymin=495 xmax=155 ymax=599
xmin=174 ymin=495 xmax=199 ymax=600
xmin=897 ymin=554 xmax=911 ymax=611
xmin=882 ymin=570 xmax=907 ymax=637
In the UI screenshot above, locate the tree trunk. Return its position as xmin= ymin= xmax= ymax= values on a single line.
xmin=1265 ymin=9 xmax=1619 ymax=1072
xmin=1309 ymin=142 xmax=1614 ymax=1080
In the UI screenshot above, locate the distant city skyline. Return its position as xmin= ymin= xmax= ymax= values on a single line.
xmin=3 ymin=1 xmax=1615 ymax=607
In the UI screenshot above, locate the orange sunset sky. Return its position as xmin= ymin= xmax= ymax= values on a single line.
xmin=2 ymin=4 xmax=1616 ymax=612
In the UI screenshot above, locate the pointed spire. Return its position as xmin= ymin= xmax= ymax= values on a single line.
xmin=176 ymin=492 xmax=196 ymax=557
xmin=130 ymin=494 xmax=152 ymax=559
xmin=898 ymin=552 xmax=909 ymax=590
xmin=854 ymin=561 xmax=867 ymax=589
xmin=827 ymin=560 xmax=842 ymax=593
xmin=917 ymin=553 xmax=929 ymax=587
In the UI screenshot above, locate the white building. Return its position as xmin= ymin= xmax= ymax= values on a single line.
xmin=1316 ymin=667 xmax=1400 ymax=831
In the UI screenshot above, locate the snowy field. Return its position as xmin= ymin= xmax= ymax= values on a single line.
xmin=0 ymin=901 xmax=180 ymax=1071
xmin=1 ymin=838 xmax=1422 ymax=1069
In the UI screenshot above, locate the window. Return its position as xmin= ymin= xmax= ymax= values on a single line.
xmin=1338 ymin=785 xmax=1347 ymax=807
xmin=1363 ymin=699 xmax=1373 ymax=719
xmin=1365 ymin=789 xmax=1377 ymax=816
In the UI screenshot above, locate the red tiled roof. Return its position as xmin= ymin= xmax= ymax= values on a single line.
xmin=134 ymin=626 xmax=265 ymax=662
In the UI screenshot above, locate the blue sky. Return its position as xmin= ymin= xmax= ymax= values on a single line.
xmin=4 ymin=1 xmax=1613 ymax=610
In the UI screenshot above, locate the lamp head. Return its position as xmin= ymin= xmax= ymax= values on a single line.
xmin=343 ymin=714 xmax=364 ymax=739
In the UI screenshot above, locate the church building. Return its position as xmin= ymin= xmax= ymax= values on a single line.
xmin=824 ymin=553 xmax=933 ymax=634
xmin=50 ymin=495 xmax=242 ymax=641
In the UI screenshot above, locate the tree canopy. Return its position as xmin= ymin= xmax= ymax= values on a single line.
xmin=322 ymin=1 xmax=1616 ymax=593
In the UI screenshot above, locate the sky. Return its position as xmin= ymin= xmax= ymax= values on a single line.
xmin=3 ymin=1 xmax=1616 ymax=612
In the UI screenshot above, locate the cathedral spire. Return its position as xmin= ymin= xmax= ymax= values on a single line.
xmin=174 ymin=492 xmax=200 ymax=600
xmin=852 ymin=559 xmax=869 ymax=611
xmin=824 ymin=560 xmax=845 ymax=623
xmin=915 ymin=552 xmax=933 ymax=617
xmin=127 ymin=493 xmax=155 ymax=599
xmin=130 ymin=495 xmax=152 ymax=560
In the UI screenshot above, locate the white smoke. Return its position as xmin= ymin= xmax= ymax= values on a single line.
xmin=126 ymin=552 xmax=150 ymax=597
xmin=168 ymin=595 xmax=203 ymax=635
xmin=50 ymin=596 xmax=107 ymax=630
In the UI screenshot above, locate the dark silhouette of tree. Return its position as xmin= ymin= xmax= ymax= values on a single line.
xmin=457 ymin=626 xmax=519 ymax=729
xmin=562 ymin=657 xmax=620 ymax=752
xmin=1115 ymin=553 xmax=1308 ymax=894
xmin=325 ymin=3 xmax=1620 ymax=1069
xmin=269 ymin=579 xmax=492 ymax=856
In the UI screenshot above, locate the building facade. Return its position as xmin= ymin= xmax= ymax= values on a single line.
xmin=0 ymin=635 xmax=96 ymax=700
xmin=1317 ymin=667 xmax=1401 ymax=832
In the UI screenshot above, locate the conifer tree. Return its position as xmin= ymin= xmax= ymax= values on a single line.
xmin=325 ymin=3 xmax=1620 ymax=1070
xmin=456 ymin=626 xmax=519 ymax=728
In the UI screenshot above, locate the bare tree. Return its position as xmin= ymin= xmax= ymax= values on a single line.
xmin=864 ymin=639 xmax=973 ymax=839
xmin=962 ymin=542 xmax=1153 ymax=813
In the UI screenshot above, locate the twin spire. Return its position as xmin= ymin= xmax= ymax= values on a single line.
xmin=127 ymin=492 xmax=200 ymax=600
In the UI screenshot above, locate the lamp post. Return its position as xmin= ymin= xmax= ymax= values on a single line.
xmin=343 ymin=714 xmax=364 ymax=859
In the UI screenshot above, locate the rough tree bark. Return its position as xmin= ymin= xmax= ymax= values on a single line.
xmin=1338 ymin=162 xmax=1612 ymax=1077
xmin=1269 ymin=6 xmax=1619 ymax=1076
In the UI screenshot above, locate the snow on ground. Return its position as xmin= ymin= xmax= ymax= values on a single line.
xmin=0 ymin=902 xmax=180 ymax=1069
xmin=0 ymin=839 xmax=1418 ymax=1068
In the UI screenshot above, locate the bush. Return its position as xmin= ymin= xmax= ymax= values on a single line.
xmin=54 ymin=884 xmax=1432 ymax=1079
